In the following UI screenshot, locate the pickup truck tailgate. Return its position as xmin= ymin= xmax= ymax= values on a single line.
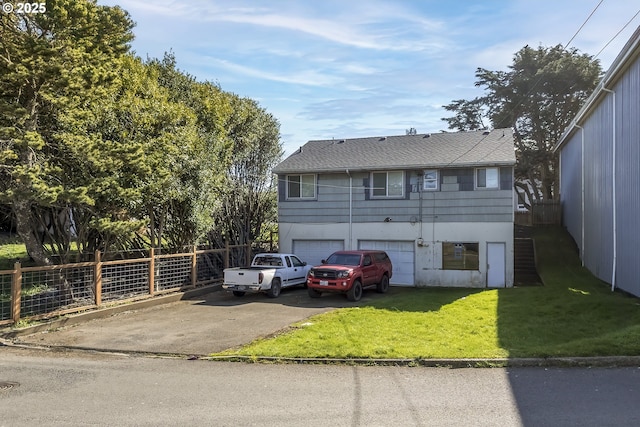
xmin=223 ymin=269 xmax=261 ymax=285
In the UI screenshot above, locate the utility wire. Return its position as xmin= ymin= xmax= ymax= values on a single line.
xmin=273 ymin=2 xmax=640 ymax=190
xmin=564 ymin=0 xmax=604 ymax=48
xmin=594 ymin=8 xmax=640 ymax=59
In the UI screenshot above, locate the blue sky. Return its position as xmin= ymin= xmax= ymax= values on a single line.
xmin=99 ymin=1 xmax=639 ymax=155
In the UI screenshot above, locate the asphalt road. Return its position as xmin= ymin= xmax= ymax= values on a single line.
xmin=1 ymin=347 xmax=640 ymax=426
xmin=2 ymin=286 xmax=640 ymax=426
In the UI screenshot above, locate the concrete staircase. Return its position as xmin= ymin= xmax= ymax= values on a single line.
xmin=514 ymin=238 xmax=542 ymax=286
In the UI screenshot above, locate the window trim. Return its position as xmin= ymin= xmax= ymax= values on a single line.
xmin=475 ymin=167 xmax=499 ymax=190
xmin=286 ymin=174 xmax=316 ymax=200
xmin=423 ymin=169 xmax=439 ymax=191
xmin=370 ymin=170 xmax=405 ymax=199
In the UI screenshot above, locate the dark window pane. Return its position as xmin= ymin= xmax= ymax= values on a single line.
xmin=288 ymin=175 xmax=301 ymax=198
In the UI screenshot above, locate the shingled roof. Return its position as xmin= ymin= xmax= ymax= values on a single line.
xmin=273 ymin=128 xmax=516 ymax=174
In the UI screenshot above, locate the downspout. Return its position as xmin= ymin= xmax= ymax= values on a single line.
xmin=603 ymin=88 xmax=617 ymax=291
xmin=417 ymin=171 xmax=423 ymax=240
xmin=346 ymin=169 xmax=353 ymax=250
xmin=575 ymin=124 xmax=585 ymax=267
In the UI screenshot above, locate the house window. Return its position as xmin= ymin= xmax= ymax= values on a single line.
xmin=442 ymin=242 xmax=479 ymax=270
xmin=371 ymin=171 xmax=404 ymax=197
xmin=423 ymin=169 xmax=438 ymax=191
xmin=287 ymin=174 xmax=315 ymax=199
xmin=476 ymin=167 xmax=499 ymax=189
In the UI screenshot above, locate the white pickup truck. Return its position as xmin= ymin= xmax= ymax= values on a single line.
xmin=222 ymin=253 xmax=312 ymax=298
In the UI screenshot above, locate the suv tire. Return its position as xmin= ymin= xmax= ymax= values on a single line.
xmin=347 ymin=280 xmax=363 ymax=302
xmin=376 ymin=274 xmax=389 ymax=293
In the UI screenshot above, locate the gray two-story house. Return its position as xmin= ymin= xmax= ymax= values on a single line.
xmin=273 ymin=128 xmax=516 ymax=288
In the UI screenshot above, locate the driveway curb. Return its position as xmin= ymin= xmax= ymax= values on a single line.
xmin=2 ymin=338 xmax=639 ymax=368
xmin=205 ymin=355 xmax=640 ymax=368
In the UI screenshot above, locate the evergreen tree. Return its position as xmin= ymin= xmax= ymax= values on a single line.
xmin=0 ymin=0 xmax=134 ymax=264
xmin=442 ymin=45 xmax=602 ymax=204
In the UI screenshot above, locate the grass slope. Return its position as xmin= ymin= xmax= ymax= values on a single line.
xmin=214 ymin=227 xmax=640 ymax=359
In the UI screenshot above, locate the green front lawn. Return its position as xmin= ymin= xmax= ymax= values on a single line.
xmin=213 ymin=227 xmax=640 ymax=359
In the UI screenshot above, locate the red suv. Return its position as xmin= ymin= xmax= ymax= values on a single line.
xmin=307 ymin=250 xmax=393 ymax=301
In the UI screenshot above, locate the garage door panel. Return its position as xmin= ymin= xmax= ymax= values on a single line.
xmin=293 ymin=240 xmax=344 ymax=268
xmin=359 ymin=240 xmax=414 ymax=286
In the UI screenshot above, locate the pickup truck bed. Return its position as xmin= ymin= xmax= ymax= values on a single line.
xmin=223 ymin=254 xmax=312 ymax=298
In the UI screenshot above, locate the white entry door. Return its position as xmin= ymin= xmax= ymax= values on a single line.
xmin=487 ymin=242 xmax=506 ymax=288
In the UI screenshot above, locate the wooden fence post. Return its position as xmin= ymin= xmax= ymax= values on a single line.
xmin=149 ymin=248 xmax=155 ymax=296
xmin=246 ymin=240 xmax=252 ymax=266
xmin=94 ymin=250 xmax=102 ymax=306
xmin=224 ymin=241 xmax=229 ymax=269
xmin=11 ymin=262 xmax=21 ymax=324
xmin=191 ymin=246 xmax=197 ymax=287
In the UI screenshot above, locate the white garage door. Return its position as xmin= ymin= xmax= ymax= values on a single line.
xmin=292 ymin=240 xmax=344 ymax=267
xmin=358 ymin=240 xmax=415 ymax=286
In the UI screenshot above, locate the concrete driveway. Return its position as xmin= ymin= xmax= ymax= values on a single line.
xmin=4 ymin=286 xmax=403 ymax=356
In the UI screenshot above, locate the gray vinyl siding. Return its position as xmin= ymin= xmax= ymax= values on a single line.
xmin=558 ymin=44 xmax=640 ymax=297
xmin=278 ymin=169 xmax=514 ymax=224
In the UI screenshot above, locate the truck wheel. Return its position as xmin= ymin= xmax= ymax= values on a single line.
xmin=232 ymin=291 xmax=246 ymax=297
xmin=347 ymin=280 xmax=363 ymax=302
xmin=376 ymin=275 xmax=389 ymax=293
xmin=267 ymin=279 xmax=282 ymax=298
xmin=307 ymin=288 xmax=322 ymax=298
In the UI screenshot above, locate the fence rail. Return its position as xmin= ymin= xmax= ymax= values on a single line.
xmin=0 ymin=243 xmax=250 ymax=326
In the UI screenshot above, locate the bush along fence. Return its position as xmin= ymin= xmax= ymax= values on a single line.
xmin=0 ymin=243 xmax=251 ymax=326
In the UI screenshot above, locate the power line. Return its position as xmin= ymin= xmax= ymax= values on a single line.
xmin=594 ymin=9 xmax=640 ymax=59
xmin=563 ymin=0 xmax=604 ymax=48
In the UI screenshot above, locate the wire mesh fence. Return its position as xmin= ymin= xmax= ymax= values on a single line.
xmin=155 ymin=255 xmax=192 ymax=291
xmin=196 ymin=250 xmax=225 ymax=283
xmin=1 ymin=271 xmax=12 ymax=322
xmin=21 ymin=265 xmax=95 ymax=318
xmin=102 ymin=261 xmax=150 ymax=302
xmin=0 ymin=243 xmax=249 ymax=326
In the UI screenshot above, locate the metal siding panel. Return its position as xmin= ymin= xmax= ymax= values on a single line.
xmin=557 ymin=39 xmax=640 ymax=297
xmin=613 ymin=59 xmax=640 ymax=296
xmin=582 ymin=94 xmax=614 ymax=283
xmin=560 ymin=132 xmax=583 ymax=249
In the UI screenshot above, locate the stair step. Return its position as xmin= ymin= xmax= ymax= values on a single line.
xmin=513 ymin=238 xmax=542 ymax=285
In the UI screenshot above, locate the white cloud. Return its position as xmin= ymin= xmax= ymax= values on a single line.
xmin=204 ymin=57 xmax=344 ymax=87
xmin=98 ymin=0 xmax=640 ymax=156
